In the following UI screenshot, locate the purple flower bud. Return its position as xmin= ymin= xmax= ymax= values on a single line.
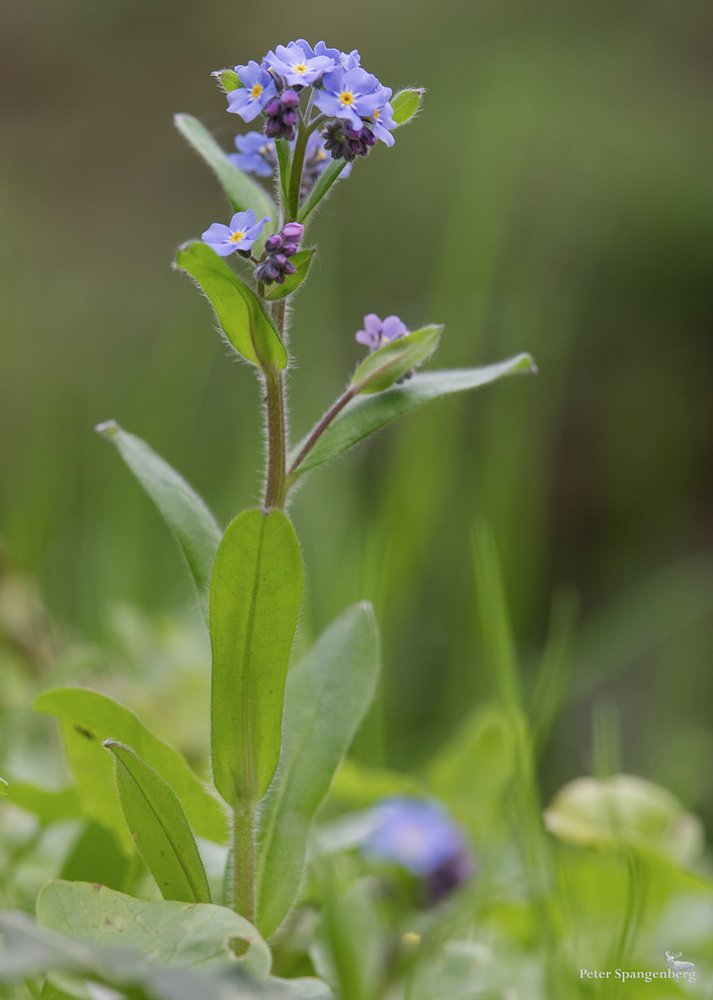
xmin=281 ymin=110 xmax=297 ymax=127
xmin=264 ymin=234 xmax=284 ymax=253
xmin=281 ymin=222 xmax=304 ymax=241
xmin=282 ymin=243 xmax=299 ymax=257
xmin=283 ymin=260 xmax=296 ymax=275
xmin=264 ymin=99 xmax=281 ymax=117
xmin=273 ymin=253 xmax=287 ymax=267
xmin=280 ymin=90 xmax=301 ymax=108
xmin=264 ymin=118 xmax=281 ymax=139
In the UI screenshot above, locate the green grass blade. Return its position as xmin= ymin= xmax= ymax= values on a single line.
xmin=254 ymin=602 xmax=380 ymax=938
xmin=105 ymin=740 xmax=211 ymax=904
xmin=96 ymin=421 xmax=221 ymax=625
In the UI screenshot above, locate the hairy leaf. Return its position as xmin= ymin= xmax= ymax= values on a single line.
xmin=96 ymin=421 xmax=221 ymax=624
xmin=210 ymin=509 xmax=303 ymax=805
xmin=106 ymin=741 xmax=211 ymax=904
xmin=177 ymin=242 xmax=287 ymax=371
xmin=351 ymin=326 xmax=441 ymax=394
xmin=35 ymin=687 xmax=228 ymax=853
xmin=290 ymin=354 xmax=536 ymax=474
xmin=174 ymin=114 xmax=276 ymax=224
xmin=391 ymin=89 xmax=424 ymax=125
xmin=255 ymin=603 xmax=379 ymax=938
xmin=264 ymin=250 xmax=313 ymax=301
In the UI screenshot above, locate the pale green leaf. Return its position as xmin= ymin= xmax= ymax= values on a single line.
xmin=351 ymin=326 xmax=441 ymax=394
xmin=210 ymin=509 xmax=303 ymax=806
xmin=176 ymin=242 xmax=288 ymax=371
xmin=4 ymin=782 xmax=81 ymax=824
xmin=96 ymin=421 xmax=221 ymax=625
xmin=390 ymin=89 xmax=424 ymax=125
xmin=264 ymin=250 xmax=313 ymax=301
xmin=289 ymin=354 xmax=536 ymax=474
xmin=255 ymin=602 xmax=379 ymax=938
xmin=105 ymin=741 xmax=211 ymax=904
xmin=37 ymin=881 xmax=271 ymax=981
xmin=174 ymin=114 xmax=276 ymax=223
xmin=35 ymin=687 xmax=228 ymax=853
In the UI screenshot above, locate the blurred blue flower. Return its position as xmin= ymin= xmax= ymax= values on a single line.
xmin=229 ymin=132 xmax=277 ymax=177
xmin=201 ymin=209 xmax=270 ymax=256
xmin=370 ymin=90 xmax=397 ymax=147
xmin=365 ymin=797 xmax=475 ymax=902
xmin=227 ymin=62 xmax=277 ymax=122
xmin=356 ymin=313 xmax=408 ymax=351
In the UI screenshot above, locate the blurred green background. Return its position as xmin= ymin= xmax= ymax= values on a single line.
xmin=2 ymin=0 xmax=713 ymax=824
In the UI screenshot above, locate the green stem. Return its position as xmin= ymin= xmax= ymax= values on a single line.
xmin=263 ymin=366 xmax=287 ymax=510
xmin=287 ymin=124 xmax=310 ymax=222
xmin=232 ymin=797 xmax=256 ymax=922
xmin=287 ymin=384 xmax=358 ymax=477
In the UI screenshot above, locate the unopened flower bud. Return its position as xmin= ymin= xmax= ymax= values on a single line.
xmin=264 ymin=99 xmax=280 ymax=117
xmin=264 ymin=234 xmax=284 ymax=253
xmin=281 ymin=111 xmax=297 ymax=127
xmin=282 ymin=242 xmax=299 ymax=257
xmin=280 ymin=90 xmax=301 ymax=108
xmin=282 ymin=222 xmax=304 ymax=242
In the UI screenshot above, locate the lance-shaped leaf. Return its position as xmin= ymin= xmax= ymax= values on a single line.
xmin=174 ymin=113 xmax=276 ymax=225
xmin=298 ymin=159 xmax=348 ymax=225
xmin=264 ymin=250 xmax=313 ymax=301
xmin=176 ymin=242 xmax=288 ymax=371
xmin=391 ymin=89 xmax=424 ymax=125
xmin=96 ymin=420 xmax=221 ymax=625
xmin=35 ymin=687 xmax=228 ymax=853
xmin=4 ymin=782 xmax=81 ymax=824
xmin=351 ymin=325 xmax=441 ymax=394
xmin=255 ymin=602 xmax=380 ymax=938
xmin=105 ymin=740 xmax=211 ymax=904
xmin=289 ymin=354 xmax=536 ymax=475
xmin=210 ymin=509 xmax=303 ymax=806
xmin=37 ymin=881 xmax=272 ymax=981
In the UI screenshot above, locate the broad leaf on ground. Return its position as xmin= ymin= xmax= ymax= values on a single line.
xmin=255 ymin=602 xmax=379 ymax=938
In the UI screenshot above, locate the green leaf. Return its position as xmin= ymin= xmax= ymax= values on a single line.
xmin=35 ymin=688 xmax=228 ymax=853
xmin=289 ymin=354 xmax=536 ymax=474
xmin=298 ymin=159 xmax=348 ymax=225
xmin=95 ymin=421 xmax=221 ymax=625
xmin=270 ymin=978 xmax=334 ymax=999
xmin=60 ymin=822 xmax=133 ymax=892
xmin=210 ymin=509 xmax=303 ymax=805
xmin=174 ymin=113 xmax=276 ymax=223
xmin=327 ymin=758 xmax=424 ymax=808
xmin=351 ymin=326 xmax=441 ymax=394
xmin=264 ymin=250 xmax=313 ymax=301
xmin=105 ymin=741 xmax=212 ymax=904
xmin=390 ymin=89 xmax=424 ymax=125
xmin=176 ymin=241 xmax=288 ymax=371
xmin=255 ymin=602 xmax=380 ymax=938
xmin=37 ymin=881 xmax=272 ymax=981
xmin=212 ymin=68 xmax=241 ymax=92
xmin=4 ymin=782 xmax=81 ymax=824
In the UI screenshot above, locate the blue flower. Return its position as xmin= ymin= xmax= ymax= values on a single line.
xmin=228 ymin=132 xmax=276 ymax=177
xmin=265 ymin=41 xmax=336 ymax=87
xmin=313 ymin=66 xmax=383 ymax=131
xmin=364 ymin=798 xmax=475 ymax=902
xmin=227 ymin=61 xmax=277 ymax=122
xmin=201 ymin=209 xmax=270 ymax=256
xmin=369 ymin=88 xmax=397 ymax=147
xmin=296 ymin=40 xmax=361 ymax=71
xmin=356 ymin=313 xmax=408 ymax=351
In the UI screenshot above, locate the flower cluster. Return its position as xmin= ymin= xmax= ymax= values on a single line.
xmin=255 ymin=222 xmax=304 ymax=285
xmin=225 ymin=40 xmax=397 ymax=159
xmin=229 ymin=131 xmax=352 ymax=196
xmin=364 ymin=798 xmax=475 ymax=904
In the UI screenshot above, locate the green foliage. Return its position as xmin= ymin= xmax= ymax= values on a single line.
xmin=106 ymin=740 xmax=212 ymax=904
xmin=351 ymin=326 xmax=442 ymax=394
xmin=176 ymin=242 xmax=288 ymax=371
xmin=209 ymin=509 xmax=303 ymax=806
xmin=35 ymin=688 xmax=228 ymax=853
xmin=390 ymin=89 xmax=423 ymax=125
xmin=174 ymin=113 xmax=276 ymax=222
xmin=289 ymin=355 xmax=536 ymax=474
xmin=264 ymin=251 xmax=313 ymax=301
xmin=96 ymin=421 xmax=222 ymax=625
xmin=215 ymin=69 xmax=241 ymax=92
xmin=37 ymin=881 xmax=271 ymax=980
xmin=255 ymin=603 xmax=380 ymax=938
xmin=3 ymin=784 xmax=81 ymax=826
xmin=59 ymin=823 xmax=132 ymax=892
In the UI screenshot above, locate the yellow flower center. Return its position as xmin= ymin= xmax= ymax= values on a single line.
xmin=374 ymin=109 xmax=380 ymax=121
xmin=294 ymin=64 xmax=307 ymax=74
xmin=340 ymin=91 xmax=354 ymax=105
xmin=251 ymin=83 xmax=262 ymax=99
xmin=230 ymin=231 xmax=245 ymax=242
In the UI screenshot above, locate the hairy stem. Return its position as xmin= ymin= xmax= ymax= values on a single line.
xmin=287 ymin=384 xmax=358 ymax=477
xmin=263 ymin=367 xmax=287 ymax=510
xmin=232 ymin=798 xmax=255 ymax=922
